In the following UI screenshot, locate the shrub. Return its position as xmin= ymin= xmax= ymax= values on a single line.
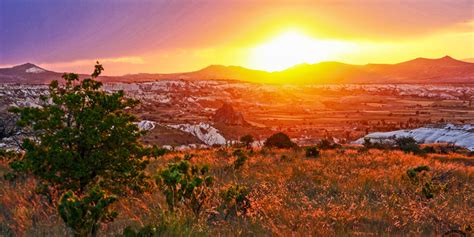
xmin=184 ymin=153 xmax=194 ymax=161
xmin=395 ymin=137 xmax=422 ymax=154
xmin=232 ymin=149 xmax=245 ymax=157
xmin=216 ymin=148 xmax=230 ymax=159
xmin=240 ymin=134 xmax=254 ymax=148
xmin=264 ymin=132 xmax=296 ymax=149
xmin=362 ymin=138 xmax=391 ymax=150
xmin=422 ymin=146 xmax=436 ymax=154
xmin=58 ymin=185 xmax=117 ymax=236
xmin=406 ymin=166 xmax=443 ymax=199
xmin=156 ymin=160 xmax=213 ymax=217
xmin=305 ymin=146 xmax=320 ymax=158
xmin=121 ymin=225 xmax=158 ymax=237
xmin=421 ymin=182 xmax=434 ymax=199
xmin=364 ymin=137 xmax=425 ymax=155
xmin=219 ymin=184 xmax=251 ymax=220
xmin=362 ymin=138 xmax=372 ymax=148
xmin=120 ymin=213 xmax=200 ymax=237
xmin=232 ymin=149 xmax=247 ymax=170
xmin=406 ymin=165 xmax=430 ymax=182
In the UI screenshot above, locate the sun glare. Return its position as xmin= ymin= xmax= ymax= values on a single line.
xmin=248 ymin=31 xmax=355 ymax=72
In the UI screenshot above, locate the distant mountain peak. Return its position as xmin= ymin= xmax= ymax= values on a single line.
xmin=200 ymin=64 xmax=249 ymax=72
xmin=1 ymin=56 xmax=473 ymax=84
xmin=441 ymin=55 xmax=453 ymax=60
xmin=12 ymin=63 xmax=46 ymax=73
xmin=14 ymin=62 xmax=38 ymax=68
xmin=401 ymin=55 xmax=467 ymax=66
xmin=437 ymin=55 xmax=459 ymax=62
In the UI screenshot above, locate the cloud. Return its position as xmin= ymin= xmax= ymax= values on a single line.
xmin=42 ymin=56 xmax=145 ymax=68
xmin=28 ymin=56 xmax=146 ymax=76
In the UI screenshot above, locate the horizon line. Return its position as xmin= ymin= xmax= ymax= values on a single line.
xmin=1 ymin=55 xmax=472 ymax=77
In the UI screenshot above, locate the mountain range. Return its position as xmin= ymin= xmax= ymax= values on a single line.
xmin=1 ymin=56 xmax=473 ymax=84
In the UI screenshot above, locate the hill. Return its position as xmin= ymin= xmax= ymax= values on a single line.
xmin=462 ymin=58 xmax=474 ymax=63
xmin=1 ymin=56 xmax=473 ymax=84
xmin=117 ymin=56 xmax=474 ymax=84
xmin=0 ymin=63 xmax=62 ymax=84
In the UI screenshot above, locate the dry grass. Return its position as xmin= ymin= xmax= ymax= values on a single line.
xmin=1 ymin=148 xmax=473 ymax=236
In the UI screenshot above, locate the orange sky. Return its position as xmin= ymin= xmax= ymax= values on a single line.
xmin=1 ymin=0 xmax=473 ymax=75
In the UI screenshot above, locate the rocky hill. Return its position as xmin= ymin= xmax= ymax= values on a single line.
xmin=2 ymin=56 xmax=474 ymax=84
xmin=213 ymin=103 xmax=249 ymax=126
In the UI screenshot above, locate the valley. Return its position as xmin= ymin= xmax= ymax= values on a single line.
xmin=2 ymin=81 xmax=473 ymax=149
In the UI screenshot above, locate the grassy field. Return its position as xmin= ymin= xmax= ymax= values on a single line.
xmin=1 ymin=147 xmax=473 ymax=236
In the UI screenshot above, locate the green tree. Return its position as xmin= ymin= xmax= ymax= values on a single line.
xmin=264 ymin=132 xmax=296 ymax=149
xmin=239 ymin=134 xmax=254 ymax=148
xmin=8 ymin=63 xmax=164 ymax=236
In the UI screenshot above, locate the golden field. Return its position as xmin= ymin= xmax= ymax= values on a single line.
xmin=1 ymin=147 xmax=473 ymax=236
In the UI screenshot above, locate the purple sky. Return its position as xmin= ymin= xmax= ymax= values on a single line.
xmin=1 ymin=0 xmax=473 ymax=75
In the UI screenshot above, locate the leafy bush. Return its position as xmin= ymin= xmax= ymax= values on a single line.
xmin=121 ymin=225 xmax=158 ymax=237
xmin=232 ymin=149 xmax=245 ymax=157
xmin=362 ymin=138 xmax=392 ymax=150
xmin=395 ymin=137 xmax=423 ymax=154
xmin=305 ymin=146 xmax=320 ymax=158
xmin=120 ymin=213 xmax=200 ymax=237
xmin=364 ymin=137 xmax=425 ymax=155
xmin=406 ymin=165 xmax=430 ymax=182
xmin=240 ymin=135 xmax=254 ymax=148
xmin=156 ymin=160 xmax=213 ymax=217
xmin=421 ymin=146 xmax=436 ymax=154
xmin=58 ymin=185 xmax=117 ymax=236
xmin=437 ymin=144 xmax=469 ymax=154
xmin=232 ymin=149 xmax=248 ymax=170
xmin=264 ymin=132 xmax=296 ymax=149
xmin=219 ymin=184 xmax=251 ymax=220
xmin=406 ymin=166 xmax=445 ymax=199
xmin=421 ymin=182 xmax=434 ymax=199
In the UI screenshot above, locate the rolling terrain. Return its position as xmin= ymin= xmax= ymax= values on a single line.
xmin=2 ymin=81 xmax=473 ymax=150
xmin=1 ymin=56 xmax=473 ymax=84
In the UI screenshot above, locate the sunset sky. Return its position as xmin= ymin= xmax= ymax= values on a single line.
xmin=1 ymin=0 xmax=473 ymax=75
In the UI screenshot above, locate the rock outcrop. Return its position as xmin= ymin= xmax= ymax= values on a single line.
xmin=168 ymin=122 xmax=226 ymax=145
xmin=213 ymin=103 xmax=249 ymax=126
xmin=355 ymin=124 xmax=474 ymax=151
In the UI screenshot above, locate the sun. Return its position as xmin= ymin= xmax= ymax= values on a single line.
xmin=248 ymin=30 xmax=354 ymax=72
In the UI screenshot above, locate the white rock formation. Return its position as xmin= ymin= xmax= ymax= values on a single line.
xmin=25 ymin=67 xmax=45 ymax=73
xmin=355 ymin=124 xmax=474 ymax=151
xmin=168 ymin=122 xmax=226 ymax=145
xmin=137 ymin=120 xmax=156 ymax=131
